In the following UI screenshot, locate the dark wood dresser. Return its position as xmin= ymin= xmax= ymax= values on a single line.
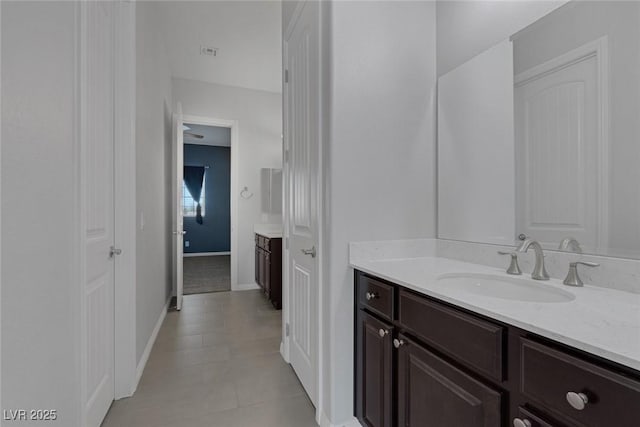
xmin=255 ymin=233 xmax=282 ymax=309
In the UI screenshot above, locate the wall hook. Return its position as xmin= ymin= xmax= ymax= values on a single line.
xmin=240 ymin=186 xmax=253 ymax=199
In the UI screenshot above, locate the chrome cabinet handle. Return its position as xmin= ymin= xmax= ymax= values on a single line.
xmin=512 ymin=418 xmax=532 ymax=427
xmin=378 ymin=329 xmax=389 ymax=338
xmin=301 ymin=246 xmax=316 ymax=258
xmin=365 ymin=292 xmax=378 ymax=301
xmin=109 ymin=246 xmax=122 ymax=258
xmin=393 ymin=338 xmax=405 ymax=348
xmin=566 ymin=391 xmax=589 ymax=410
xmin=173 ymin=230 xmax=187 ymax=235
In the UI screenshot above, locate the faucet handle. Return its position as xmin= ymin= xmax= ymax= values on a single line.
xmin=563 ymin=261 xmax=599 ymax=287
xmin=498 ymin=251 xmax=522 ymax=275
xmin=574 ymin=261 xmax=599 ymax=268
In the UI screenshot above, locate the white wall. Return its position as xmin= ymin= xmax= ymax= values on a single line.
xmin=436 ymin=0 xmax=567 ymax=76
xmin=136 ymin=2 xmax=173 ymax=362
xmin=326 ymin=1 xmax=437 ymax=423
xmin=438 ymin=40 xmax=515 ymax=246
xmin=1 ymin=2 xmax=81 ymax=424
xmin=172 ymin=78 xmax=282 ymax=286
xmin=282 ymin=1 xmax=300 ymax=33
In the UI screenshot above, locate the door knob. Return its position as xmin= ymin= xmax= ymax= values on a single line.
xmin=378 ymin=329 xmax=389 ymax=338
xmin=566 ymin=391 xmax=589 ymax=410
xmin=512 ymin=418 xmax=532 ymax=427
xmin=301 ymin=246 xmax=316 ymax=258
xmin=109 ymin=246 xmax=122 ymax=258
xmin=393 ymin=338 xmax=405 ymax=348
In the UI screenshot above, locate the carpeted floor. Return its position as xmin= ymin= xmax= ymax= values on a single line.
xmin=183 ymin=255 xmax=231 ymax=294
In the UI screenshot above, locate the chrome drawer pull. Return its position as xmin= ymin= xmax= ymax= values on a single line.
xmin=512 ymin=418 xmax=531 ymax=427
xmin=365 ymin=292 xmax=378 ymax=301
xmin=566 ymin=391 xmax=589 ymax=410
xmin=378 ymin=329 xmax=389 ymax=338
xmin=393 ymin=338 xmax=405 ymax=348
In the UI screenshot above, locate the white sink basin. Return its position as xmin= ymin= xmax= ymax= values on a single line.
xmin=436 ymin=273 xmax=575 ymax=303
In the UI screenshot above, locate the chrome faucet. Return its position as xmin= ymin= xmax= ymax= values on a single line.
xmin=516 ymin=238 xmax=550 ymax=280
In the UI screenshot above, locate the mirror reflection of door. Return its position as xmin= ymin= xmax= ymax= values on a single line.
xmin=515 ymin=41 xmax=603 ymax=252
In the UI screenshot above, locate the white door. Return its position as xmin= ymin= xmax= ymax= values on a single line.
xmin=284 ymin=0 xmax=320 ymax=406
xmin=173 ymin=103 xmax=185 ymax=310
xmin=515 ymin=44 xmax=605 ymax=251
xmin=83 ymin=2 xmax=115 ymax=425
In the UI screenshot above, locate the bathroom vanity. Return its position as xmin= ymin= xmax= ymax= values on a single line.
xmin=352 ymin=2 xmax=640 ymax=425
xmin=352 ymin=257 xmax=640 ymax=427
xmin=254 ymin=230 xmax=282 ymax=309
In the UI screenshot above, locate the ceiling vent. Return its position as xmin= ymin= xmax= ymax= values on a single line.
xmin=200 ymin=46 xmax=219 ymax=57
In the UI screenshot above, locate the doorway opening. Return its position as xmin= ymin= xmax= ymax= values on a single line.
xmin=182 ymin=123 xmax=232 ymax=294
xmin=172 ymin=114 xmax=240 ymax=310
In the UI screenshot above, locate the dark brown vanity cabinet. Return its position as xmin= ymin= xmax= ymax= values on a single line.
xmin=254 ymin=234 xmax=282 ymax=309
xmin=354 ymin=270 xmax=640 ymax=427
xmin=396 ymin=334 xmax=502 ymax=427
xmin=357 ymin=311 xmax=394 ymax=427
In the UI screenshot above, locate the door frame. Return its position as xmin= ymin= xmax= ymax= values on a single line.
xmin=173 ymin=114 xmax=240 ymax=292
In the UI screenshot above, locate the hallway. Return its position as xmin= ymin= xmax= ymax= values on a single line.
xmin=101 ymin=290 xmax=316 ymax=427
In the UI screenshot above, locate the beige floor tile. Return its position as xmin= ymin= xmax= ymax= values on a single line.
xmin=102 ymin=290 xmax=315 ymax=427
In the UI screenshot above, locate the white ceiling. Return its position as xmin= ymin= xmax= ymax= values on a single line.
xmin=154 ymin=1 xmax=282 ymax=93
xmin=184 ymin=123 xmax=231 ymax=147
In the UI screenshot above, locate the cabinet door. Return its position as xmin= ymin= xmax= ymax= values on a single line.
xmin=264 ymin=251 xmax=271 ymax=297
xmin=356 ymin=311 xmax=393 ymax=427
xmin=397 ymin=334 xmax=502 ymax=427
xmin=258 ymin=248 xmax=266 ymax=290
xmin=255 ymin=246 xmax=260 ymax=285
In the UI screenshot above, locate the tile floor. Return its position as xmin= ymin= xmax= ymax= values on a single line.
xmin=102 ymin=290 xmax=317 ymax=427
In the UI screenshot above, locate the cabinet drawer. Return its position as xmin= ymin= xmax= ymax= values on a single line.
xmin=399 ymin=289 xmax=504 ymax=381
xmin=516 ymin=406 xmax=561 ymax=427
xmin=357 ymin=275 xmax=394 ymax=321
xmin=520 ymin=338 xmax=640 ymax=427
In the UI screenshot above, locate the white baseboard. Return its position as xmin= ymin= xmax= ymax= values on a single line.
xmin=232 ymin=282 xmax=260 ymax=291
xmin=319 ymin=412 xmax=362 ymax=427
xmin=183 ymin=251 xmax=230 ymax=257
xmin=133 ymin=297 xmax=170 ymax=392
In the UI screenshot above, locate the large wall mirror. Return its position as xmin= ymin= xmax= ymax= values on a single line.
xmin=437 ymin=1 xmax=640 ymax=259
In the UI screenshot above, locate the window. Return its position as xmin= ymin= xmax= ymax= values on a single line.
xmin=182 ymin=175 xmax=205 ymax=217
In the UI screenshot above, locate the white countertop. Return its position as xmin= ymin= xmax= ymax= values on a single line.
xmin=350 ymin=256 xmax=640 ymax=372
xmin=254 ymin=223 xmax=283 ymax=239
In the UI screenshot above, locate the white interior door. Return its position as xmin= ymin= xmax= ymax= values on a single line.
xmin=83 ymin=2 xmax=115 ymax=425
xmin=173 ymin=103 xmax=185 ymax=310
xmin=284 ymin=0 xmax=320 ymax=407
xmin=515 ymin=45 xmax=603 ymax=250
